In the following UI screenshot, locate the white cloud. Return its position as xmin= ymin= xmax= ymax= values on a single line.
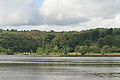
xmin=39 ymin=0 xmax=120 ymax=25
xmin=0 ymin=0 xmax=120 ymax=30
xmin=0 ymin=0 xmax=40 ymax=25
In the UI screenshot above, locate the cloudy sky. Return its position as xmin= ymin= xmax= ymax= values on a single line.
xmin=0 ymin=0 xmax=120 ymax=31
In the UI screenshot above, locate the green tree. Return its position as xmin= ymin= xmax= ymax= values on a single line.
xmin=62 ymin=46 xmax=71 ymax=55
xmin=106 ymin=28 xmax=113 ymax=35
xmin=83 ymin=40 xmax=92 ymax=46
xmin=103 ymin=36 xmax=113 ymax=46
xmin=0 ymin=47 xmax=6 ymax=52
xmin=97 ymin=38 xmax=105 ymax=48
xmin=5 ymin=49 xmax=13 ymax=55
xmin=75 ymin=46 xmax=89 ymax=55
xmin=53 ymin=46 xmax=59 ymax=53
xmin=36 ymin=47 xmax=45 ymax=55
xmin=89 ymin=45 xmax=100 ymax=53
xmin=101 ymin=45 xmax=111 ymax=53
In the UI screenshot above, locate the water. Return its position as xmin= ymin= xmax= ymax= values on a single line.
xmin=0 ymin=56 xmax=120 ymax=80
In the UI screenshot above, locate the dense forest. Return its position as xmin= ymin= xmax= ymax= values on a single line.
xmin=0 ymin=28 xmax=120 ymax=55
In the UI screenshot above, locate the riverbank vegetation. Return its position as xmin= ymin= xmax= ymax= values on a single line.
xmin=0 ymin=28 xmax=120 ymax=56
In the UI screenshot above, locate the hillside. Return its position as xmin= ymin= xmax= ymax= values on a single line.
xmin=0 ymin=28 xmax=120 ymax=55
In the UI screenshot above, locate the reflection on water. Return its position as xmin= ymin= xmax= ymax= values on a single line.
xmin=0 ymin=56 xmax=120 ymax=80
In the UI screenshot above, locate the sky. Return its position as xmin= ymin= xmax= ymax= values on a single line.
xmin=0 ymin=0 xmax=120 ymax=31
xmin=35 ymin=0 xmax=43 ymax=6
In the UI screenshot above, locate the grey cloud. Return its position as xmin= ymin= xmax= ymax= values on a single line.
xmin=0 ymin=0 xmax=120 ymax=30
xmin=39 ymin=0 xmax=120 ymax=25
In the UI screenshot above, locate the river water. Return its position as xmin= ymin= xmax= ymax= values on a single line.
xmin=0 ymin=55 xmax=120 ymax=80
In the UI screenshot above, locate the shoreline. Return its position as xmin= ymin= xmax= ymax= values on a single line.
xmin=1 ymin=54 xmax=120 ymax=57
xmin=1 ymin=52 xmax=120 ymax=57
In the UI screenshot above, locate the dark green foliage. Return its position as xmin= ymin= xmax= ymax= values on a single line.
xmin=0 ymin=28 xmax=119 ymax=55
xmin=1 ymin=36 xmax=38 ymax=52
xmin=97 ymin=38 xmax=105 ymax=48
xmin=89 ymin=45 xmax=100 ymax=53
xmin=0 ymin=47 xmax=13 ymax=55
xmin=101 ymin=45 xmax=111 ymax=53
xmin=75 ymin=46 xmax=90 ymax=55
xmin=106 ymin=28 xmax=113 ymax=35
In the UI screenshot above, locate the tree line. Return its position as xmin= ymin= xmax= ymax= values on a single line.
xmin=0 ymin=28 xmax=120 ymax=55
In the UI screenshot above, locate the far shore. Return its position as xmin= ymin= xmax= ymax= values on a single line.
xmin=1 ymin=52 xmax=120 ymax=57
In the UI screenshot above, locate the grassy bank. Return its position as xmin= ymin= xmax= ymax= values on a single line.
xmin=1 ymin=52 xmax=120 ymax=57
xmin=15 ymin=52 xmax=120 ymax=57
xmin=61 ymin=55 xmax=120 ymax=57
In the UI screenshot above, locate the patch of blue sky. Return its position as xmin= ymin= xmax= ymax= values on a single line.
xmin=35 ymin=0 xmax=43 ymax=7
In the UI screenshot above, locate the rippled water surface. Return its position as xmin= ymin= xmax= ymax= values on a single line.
xmin=0 ymin=55 xmax=120 ymax=80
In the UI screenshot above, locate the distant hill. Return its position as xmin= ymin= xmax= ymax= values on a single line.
xmin=0 ymin=28 xmax=120 ymax=55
